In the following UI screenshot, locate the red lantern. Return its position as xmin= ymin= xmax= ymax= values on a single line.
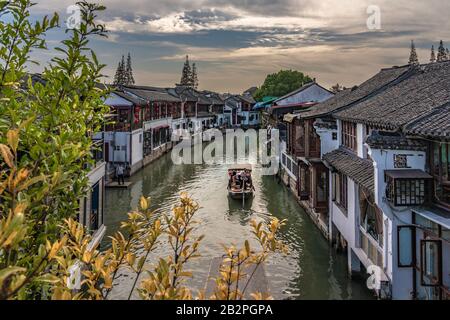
xmin=134 ymin=106 xmax=141 ymax=124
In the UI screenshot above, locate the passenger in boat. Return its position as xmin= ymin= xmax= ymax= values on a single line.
xmin=244 ymin=169 xmax=252 ymax=190
xmin=236 ymin=171 xmax=243 ymax=189
xmin=230 ymin=171 xmax=238 ymax=189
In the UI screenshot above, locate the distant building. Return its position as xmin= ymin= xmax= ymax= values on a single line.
xmin=272 ymin=82 xmax=334 ymax=195
xmin=239 ymin=94 xmax=258 ymax=128
xmin=243 ymin=86 xmax=258 ymax=97
xmin=263 ymin=82 xmax=334 ymax=141
xmin=123 ymin=85 xmax=181 ymax=166
xmin=101 ymin=90 xmax=146 ymax=176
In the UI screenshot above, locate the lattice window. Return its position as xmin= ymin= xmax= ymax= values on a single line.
xmin=386 ymin=176 xmax=428 ymax=206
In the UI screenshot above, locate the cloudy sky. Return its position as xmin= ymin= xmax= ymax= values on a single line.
xmin=30 ymin=0 xmax=450 ymax=93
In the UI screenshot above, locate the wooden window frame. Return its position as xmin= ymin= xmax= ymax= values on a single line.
xmin=420 ymin=239 xmax=443 ymax=287
xmin=332 ymin=172 xmax=337 ymax=202
xmin=332 ymin=172 xmax=348 ymax=214
xmin=397 ymin=226 xmax=415 ymax=268
xmin=315 ymin=165 xmax=328 ymax=207
xmin=431 ymin=142 xmax=450 ymax=209
xmin=339 ymin=173 xmax=348 ymax=210
xmin=341 ymin=121 xmax=357 ymax=152
xmin=386 ymin=176 xmax=428 ymax=206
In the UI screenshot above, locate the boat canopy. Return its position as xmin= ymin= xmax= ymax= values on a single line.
xmin=228 ymin=164 xmax=252 ymax=171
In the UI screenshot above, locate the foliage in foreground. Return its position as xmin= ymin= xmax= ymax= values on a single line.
xmin=0 ymin=0 xmax=288 ymax=300
xmin=0 ymin=135 xmax=287 ymax=300
xmin=0 ymin=0 xmax=109 ymax=299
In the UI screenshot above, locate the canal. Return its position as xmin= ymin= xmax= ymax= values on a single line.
xmin=104 ymin=146 xmax=375 ymax=300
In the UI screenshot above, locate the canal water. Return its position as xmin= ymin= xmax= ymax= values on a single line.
xmin=104 ymin=146 xmax=375 ymax=300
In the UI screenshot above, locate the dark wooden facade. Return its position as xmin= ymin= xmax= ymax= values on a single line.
xmin=184 ymin=101 xmax=196 ymax=118
xmin=105 ymin=104 xmax=143 ymax=132
xmin=286 ymin=118 xmax=321 ymax=159
xmin=285 ymin=116 xmax=328 ymax=216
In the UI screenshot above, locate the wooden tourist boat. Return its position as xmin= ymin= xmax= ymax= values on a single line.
xmin=227 ymin=164 xmax=255 ymax=200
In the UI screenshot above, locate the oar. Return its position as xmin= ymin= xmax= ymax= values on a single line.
xmin=242 ymin=175 xmax=247 ymax=208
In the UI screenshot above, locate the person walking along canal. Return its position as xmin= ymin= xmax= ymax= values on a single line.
xmin=116 ymin=164 xmax=125 ymax=185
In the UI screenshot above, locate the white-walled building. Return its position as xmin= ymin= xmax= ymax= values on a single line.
xmin=79 ymin=147 xmax=107 ymax=233
xmin=275 ymin=82 xmax=334 ymax=108
xmin=123 ymin=86 xmax=181 ymax=166
xmin=275 ymin=82 xmax=335 ymax=236
xmin=224 ymin=96 xmax=241 ymax=127
xmin=238 ymin=94 xmax=258 ymax=128
xmin=102 ymin=90 xmax=146 ymax=176
xmin=319 ymin=62 xmax=450 ymax=300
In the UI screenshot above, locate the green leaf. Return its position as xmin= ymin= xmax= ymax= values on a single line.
xmin=0 ymin=267 xmax=26 ymax=283
xmin=35 ymin=274 xmax=61 ymax=284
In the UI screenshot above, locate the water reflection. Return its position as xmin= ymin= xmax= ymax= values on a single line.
xmin=104 ymin=148 xmax=374 ymax=300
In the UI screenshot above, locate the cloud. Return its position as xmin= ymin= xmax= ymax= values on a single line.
xmin=28 ymin=0 xmax=450 ymax=93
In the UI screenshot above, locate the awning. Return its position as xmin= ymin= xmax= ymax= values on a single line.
xmin=152 ymin=125 xmax=170 ymax=131
xmin=412 ymin=207 xmax=450 ymax=229
xmin=253 ymin=97 xmax=278 ymax=110
xmin=228 ymin=164 xmax=252 ymax=171
xmin=385 ymin=170 xmax=432 ymax=179
xmin=271 ymin=102 xmax=316 ymax=110
xmin=253 ymin=102 xmax=267 ymax=110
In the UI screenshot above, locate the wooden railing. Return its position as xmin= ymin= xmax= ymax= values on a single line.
xmin=360 ymin=230 xmax=383 ymax=268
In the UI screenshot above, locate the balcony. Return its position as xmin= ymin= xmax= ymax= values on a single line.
xmin=385 ymin=170 xmax=432 ymax=206
xmin=360 ymin=230 xmax=383 ymax=268
xmin=109 ymin=122 xmax=131 ymax=132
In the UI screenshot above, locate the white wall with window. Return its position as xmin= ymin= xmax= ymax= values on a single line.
xmin=314 ymin=121 xmax=339 ymax=158
xmin=131 ymin=129 xmax=143 ymax=168
xmin=79 ymin=162 xmax=106 ymax=232
xmin=103 ymin=132 xmax=128 ymax=163
xmin=367 ymin=144 xmax=441 ymax=299
xmin=330 ymin=173 xmax=360 ymax=250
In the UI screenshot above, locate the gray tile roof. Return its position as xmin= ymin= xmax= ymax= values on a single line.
xmin=335 ymin=62 xmax=450 ymax=130
xmin=300 ymin=65 xmax=411 ymax=119
xmin=239 ymin=94 xmax=256 ymax=104
xmin=202 ymin=91 xmax=225 ymax=105
xmin=113 ymin=90 xmax=146 ymax=106
xmin=274 ymin=82 xmax=316 ymax=103
xmin=225 ymin=95 xmax=243 ymax=108
xmin=299 ymin=89 xmax=352 ymax=119
xmin=124 ymin=87 xmax=181 ymax=103
xmin=406 ymin=103 xmax=450 ymax=139
xmin=366 ymin=131 xmax=428 ymax=151
xmin=192 ymin=91 xmax=212 ymax=105
xmin=168 ymin=86 xmax=198 ymax=102
xmin=323 ymin=148 xmax=374 ymax=193
xmin=243 ymin=86 xmax=258 ymax=96
xmin=123 ymin=85 xmax=167 ymax=92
